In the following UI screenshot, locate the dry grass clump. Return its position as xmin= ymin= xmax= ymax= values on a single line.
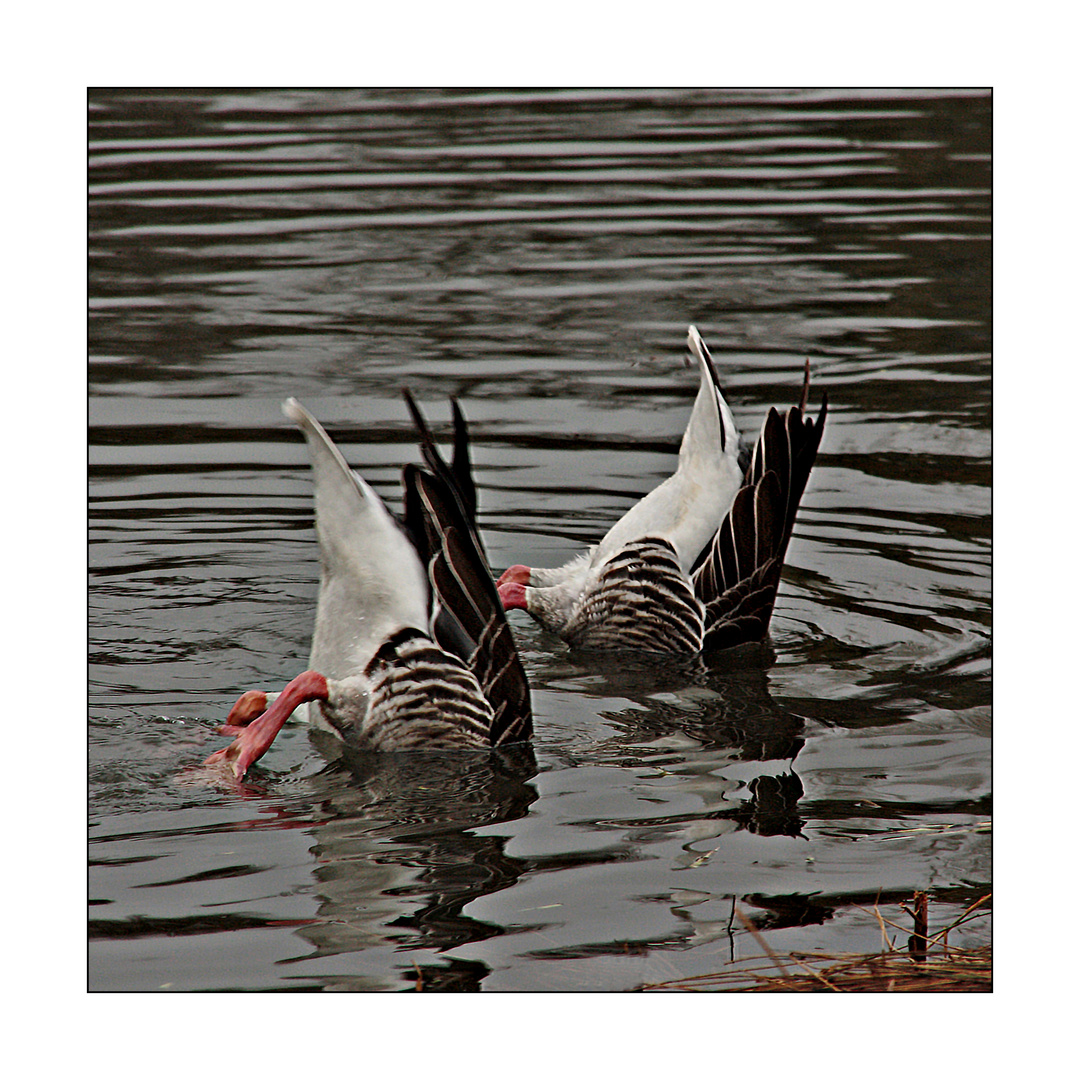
xmin=636 ymin=892 xmax=991 ymax=992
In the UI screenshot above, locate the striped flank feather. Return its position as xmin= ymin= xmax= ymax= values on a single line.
xmin=560 ymin=538 xmax=705 ymax=654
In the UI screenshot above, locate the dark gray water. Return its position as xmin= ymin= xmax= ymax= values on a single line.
xmin=89 ymin=87 xmax=990 ymax=991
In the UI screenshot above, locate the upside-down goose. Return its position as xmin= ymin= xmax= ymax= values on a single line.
xmin=204 ymin=395 xmax=532 ymax=780
xmin=497 ymin=326 xmax=827 ymax=655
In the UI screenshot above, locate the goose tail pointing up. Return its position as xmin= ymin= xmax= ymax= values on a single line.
xmin=282 ymin=396 xmax=431 ymax=679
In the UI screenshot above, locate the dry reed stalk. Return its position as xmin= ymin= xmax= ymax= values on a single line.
xmin=635 ymin=945 xmax=991 ymax=992
xmin=634 ymin=893 xmax=992 ymax=992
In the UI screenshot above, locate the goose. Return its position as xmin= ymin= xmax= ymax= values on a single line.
xmin=204 ymin=395 xmax=532 ymax=780
xmin=497 ymin=326 xmax=827 ymax=655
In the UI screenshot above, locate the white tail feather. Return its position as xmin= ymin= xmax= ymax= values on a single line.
xmin=588 ymin=328 xmax=743 ymax=572
xmin=283 ymin=398 xmax=430 ymax=679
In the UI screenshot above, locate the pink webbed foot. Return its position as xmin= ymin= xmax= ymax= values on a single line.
xmin=496 ymin=564 xmax=531 ymax=587
xmin=203 ymin=671 xmax=329 ymax=780
xmin=216 ymin=690 xmax=269 ymax=736
xmin=498 ymin=580 xmax=528 ymax=611
xmin=211 ymin=686 xmax=268 ymax=738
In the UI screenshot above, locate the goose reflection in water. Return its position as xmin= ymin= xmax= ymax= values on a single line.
xmin=223 ymin=741 xmax=539 ymax=992
xmin=528 ymin=645 xmax=809 ymax=842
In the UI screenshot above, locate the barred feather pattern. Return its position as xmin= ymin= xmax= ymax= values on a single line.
xmin=559 ymin=538 xmax=706 ymax=654
xmin=344 ymin=629 xmax=496 ymax=750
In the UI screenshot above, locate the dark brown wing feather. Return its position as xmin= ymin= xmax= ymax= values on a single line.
xmin=404 ymin=464 xmax=532 ymax=746
xmin=402 ymin=389 xmax=483 ymax=559
xmin=449 ymin=398 xmax=478 ymax=522
xmin=693 ymin=364 xmax=827 ymax=650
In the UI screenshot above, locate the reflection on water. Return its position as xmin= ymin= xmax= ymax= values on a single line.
xmin=281 ymin=745 xmax=539 ymax=991
xmin=89 ymin=88 xmax=990 ymax=991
